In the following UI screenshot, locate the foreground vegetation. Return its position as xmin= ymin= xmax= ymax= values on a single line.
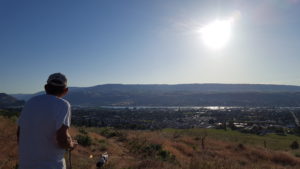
xmin=1 ymin=115 xmax=300 ymax=169
xmin=163 ymin=128 xmax=300 ymax=151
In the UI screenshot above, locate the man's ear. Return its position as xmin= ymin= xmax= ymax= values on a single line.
xmin=64 ymin=88 xmax=69 ymax=94
xmin=60 ymin=87 xmax=68 ymax=97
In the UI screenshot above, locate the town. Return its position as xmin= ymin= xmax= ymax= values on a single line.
xmin=72 ymin=106 xmax=300 ymax=135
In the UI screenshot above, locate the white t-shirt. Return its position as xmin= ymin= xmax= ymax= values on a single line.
xmin=18 ymin=94 xmax=71 ymax=169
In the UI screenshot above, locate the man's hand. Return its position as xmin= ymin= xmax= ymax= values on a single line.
xmin=56 ymin=125 xmax=75 ymax=150
xmin=69 ymin=139 xmax=78 ymax=151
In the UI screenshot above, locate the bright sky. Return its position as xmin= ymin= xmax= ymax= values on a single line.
xmin=1 ymin=0 xmax=300 ymax=94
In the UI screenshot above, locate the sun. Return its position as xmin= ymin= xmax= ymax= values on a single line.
xmin=199 ymin=19 xmax=233 ymax=50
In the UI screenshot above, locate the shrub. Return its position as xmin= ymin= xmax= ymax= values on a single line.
xmin=144 ymin=144 xmax=162 ymax=156
xmin=294 ymin=152 xmax=300 ymax=158
xmin=128 ymin=139 xmax=176 ymax=163
xmin=173 ymin=132 xmax=181 ymax=139
xmin=98 ymin=139 xmax=108 ymax=151
xmin=99 ymin=144 xmax=107 ymax=151
xmin=98 ymin=139 xmax=106 ymax=144
xmin=158 ymin=150 xmax=176 ymax=162
xmin=237 ymin=143 xmax=246 ymax=150
xmin=100 ymin=127 xmax=121 ymax=138
xmin=75 ymin=134 xmax=92 ymax=147
xmin=79 ymin=128 xmax=88 ymax=135
xmin=290 ymin=141 xmax=299 ymax=150
xmin=99 ymin=127 xmax=127 ymax=142
xmin=0 ymin=109 xmax=20 ymax=118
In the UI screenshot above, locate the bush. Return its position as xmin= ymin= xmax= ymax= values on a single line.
xmin=173 ymin=132 xmax=181 ymax=139
xmin=144 ymin=144 xmax=162 ymax=156
xmin=237 ymin=143 xmax=246 ymax=150
xmin=98 ymin=139 xmax=108 ymax=151
xmin=75 ymin=134 xmax=92 ymax=147
xmin=100 ymin=127 xmax=119 ymax=138
xmin=79 ymin=128 xmax=88 ymax=135
xmin=128 ymin=139 xmax=176 ymax=163
xmin=294 ymin=152 xmax=300 ymax=158
xmin=99 ymin=127 xmax=127 ymax=141
xmin=0 ymin=109 xmax=20 ymax=118
xmin=290 ymin=141 xmax=299 ymax=150
xmin=158 ymin=150 xmax=176 ymax=162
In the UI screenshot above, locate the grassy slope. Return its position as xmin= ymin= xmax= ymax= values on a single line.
xmin=163 ymin=128 xmax=300 ymax=151
xmin=0 ymin=116 xmax=18 ymax=169
xmin=1 ymin=116 xmax=300 ymax=169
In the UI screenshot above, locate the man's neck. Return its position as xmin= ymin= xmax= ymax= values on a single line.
xmin=47 ymin=93 xmax=63 ymax=98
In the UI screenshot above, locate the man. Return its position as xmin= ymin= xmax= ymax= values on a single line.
xmin=18 ymin=73 xmax=77 ymax=169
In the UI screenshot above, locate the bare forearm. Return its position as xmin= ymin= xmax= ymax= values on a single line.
xmin=57 ymin=131 xmax=73 ymax=149
xmin=66 ymin=131 xmax=75 ymax=149
xmin=56 ymin=125 xmax=74 ymax=150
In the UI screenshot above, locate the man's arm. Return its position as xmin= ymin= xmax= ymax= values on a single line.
xmin=56 ymin=125 xmax=76 ymax=150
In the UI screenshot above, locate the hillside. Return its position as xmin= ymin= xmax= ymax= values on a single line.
xmin=11 ymin=84 xmax=300 ymax=107
xmin=1 ymin=116 xmax=300 ymax=169
xmin=0 ymin=93 xmax=24 ymax=108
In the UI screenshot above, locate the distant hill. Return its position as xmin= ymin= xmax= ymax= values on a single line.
xmin=11 ymin=83 xmax=300 ymax=107
xmin=11 ymin=92 xmax=44 ymax=101
xmin=0 ymin=93 xmax=24 ymax=108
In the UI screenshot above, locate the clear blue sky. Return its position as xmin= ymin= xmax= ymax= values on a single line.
xmin=1 ymin=0 xmax=300 ymax=94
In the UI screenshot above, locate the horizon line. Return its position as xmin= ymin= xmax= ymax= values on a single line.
xmin=7 ymin=82 xmax=300 ymax=95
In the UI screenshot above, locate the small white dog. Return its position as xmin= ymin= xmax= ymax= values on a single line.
xmin=96 ymin=152 xmax=109 ymax=168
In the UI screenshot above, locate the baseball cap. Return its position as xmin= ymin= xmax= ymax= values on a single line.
xmin=47 ymin=73 xmax=67 ymax=87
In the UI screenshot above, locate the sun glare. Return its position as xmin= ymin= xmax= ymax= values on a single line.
xmin=199 ymin=19 xmax=233 ymax=50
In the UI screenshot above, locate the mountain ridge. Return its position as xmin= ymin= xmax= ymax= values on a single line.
xmin=0 ymin=93 xmax=25 ymax=108
xmin=10 ymin=83 xmax=300 ymax=107
xmin=11 ymin=83 xmax=300 ymax=95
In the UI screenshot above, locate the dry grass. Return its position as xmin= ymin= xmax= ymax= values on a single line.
xmin=1 ymin=116 xmax=300 ymax=169
xmin=0 ymin=116 xmax=18 ymax=169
